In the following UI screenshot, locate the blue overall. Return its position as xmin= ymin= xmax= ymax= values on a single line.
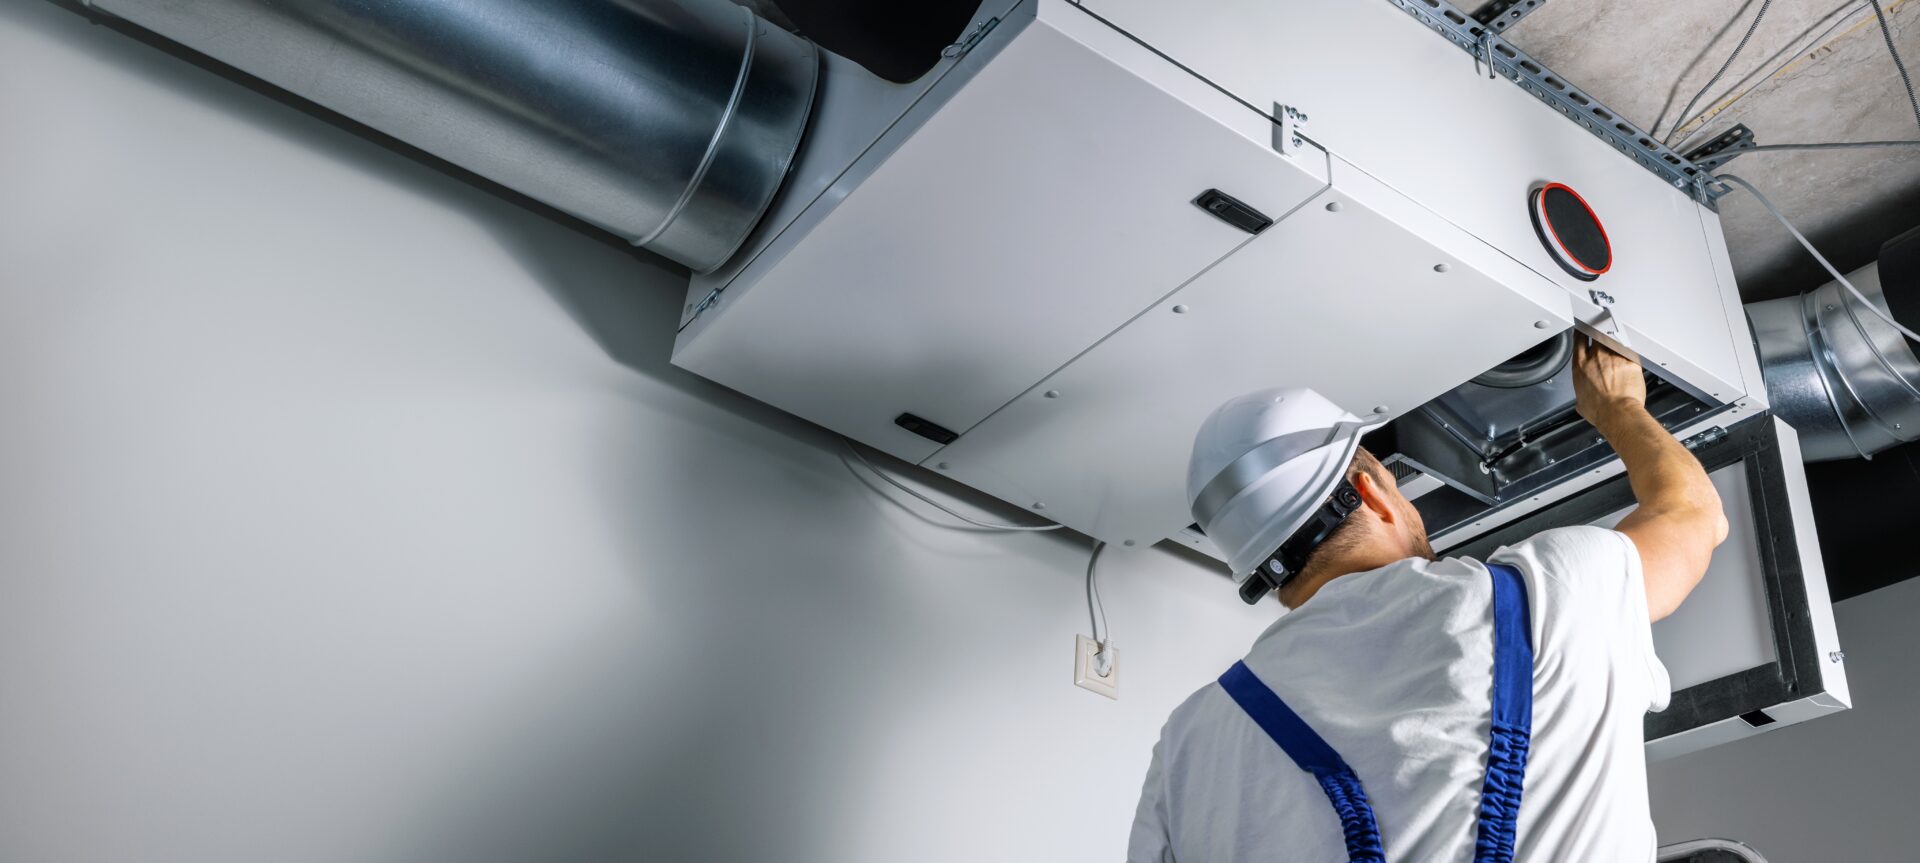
xmin=1217 ymin=563 xmax=1534 ymax=863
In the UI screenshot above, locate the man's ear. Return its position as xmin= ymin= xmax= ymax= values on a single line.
xmin=1351 ymin=470 xmax=1398 ymax=525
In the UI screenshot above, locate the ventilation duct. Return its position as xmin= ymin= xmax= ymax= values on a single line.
xmin=1746 ymin=226 xmax=1920 ymax=461
xmin=80 ymin=0 xmax=819 ymax=273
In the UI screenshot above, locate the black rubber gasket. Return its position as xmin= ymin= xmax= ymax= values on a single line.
xmin=1528 ymin=183 xmax=1611 ymax=282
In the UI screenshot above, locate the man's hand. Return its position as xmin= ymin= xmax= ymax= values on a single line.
xmin=1572 ymin=334 xmax=1647 ymax=430
xmin=1572 ymin=334 xmax=1728 ymax=621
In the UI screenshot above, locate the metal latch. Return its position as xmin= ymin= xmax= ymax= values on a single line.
xmin=941 ymin=16 xmax=1000 ymax=58
xmin=1682 ymin=425 xmax=1728 ymax=451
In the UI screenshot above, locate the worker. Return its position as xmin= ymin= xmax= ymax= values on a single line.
xmin=1129 ymin=337 xmax=1729 ymax=862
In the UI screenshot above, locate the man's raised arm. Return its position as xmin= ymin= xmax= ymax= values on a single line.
xmin=1572 ymin=336 xmax=1730 ymax=622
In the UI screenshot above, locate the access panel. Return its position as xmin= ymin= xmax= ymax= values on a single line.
xmin=932 ymin=157 xmax=1571 ymax=546
xmin=1073 ymin=0 xmax=1757 ymax=406
xmin=1449 ymin=417 xmax=1849 ymax=758
xmin=672 ymin=0 xmax=1330 ymax=464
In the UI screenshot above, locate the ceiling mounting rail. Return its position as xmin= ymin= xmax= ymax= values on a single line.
xmin=1469 ymin=0 xmax=1548 ymax=34
xmin=1383 ymin=0 xmax=1720 ymax=208
xmin=1681 ymin=124 xmax=1758 ymax=172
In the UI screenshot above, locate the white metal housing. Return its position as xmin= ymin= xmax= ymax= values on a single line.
xmin=670 ymin=0 xmax=1842 ymax=749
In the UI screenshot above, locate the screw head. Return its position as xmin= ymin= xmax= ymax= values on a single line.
xmin=1044 ymin=389 xmax=1061 ymax=399
xmin=1171 ymin=304 xmax=1190 ymax=314
xmin=1829 ymin=650 xmax=1846 ymax=663
xmin=1433 ymin=263 xmax=1450 ymax=273
xmin=1267 ymin=559 xmax=1286 ymax=574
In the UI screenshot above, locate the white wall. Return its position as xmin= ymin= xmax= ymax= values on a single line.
xmin=1648 ymin=577 xmax=1920 ymax=860
xmin=0 ymin=4 xmax=1276 ymax=861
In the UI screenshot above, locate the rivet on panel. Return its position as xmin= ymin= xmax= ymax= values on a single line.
xmin=1533 ymin=320 xmax=1551 ymax=329
xmin=1032 ymin=502 xmax=1046 ymax=510
xmin=1044 ymin=390 xmax=1061 ymax=399
xmin=1123 ymin=539 xmax=1136 ymax=547
xmin=1171 ymin=304 xmax=1190 ymax=314
xmin=1325 ymin=201 xmax=1343 ymax=213
xmin=936 ymin=462 xmax=950 ymax=470
xmin=1433 ymin=263 xmax=1450 ymax=273
xmin=1372 ymin=405 xmax=1389 ymax=415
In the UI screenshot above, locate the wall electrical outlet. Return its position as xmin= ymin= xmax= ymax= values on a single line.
xmin=1074 ymin=634 xmax=1118 ymax=700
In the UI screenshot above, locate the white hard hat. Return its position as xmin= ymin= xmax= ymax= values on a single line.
xmin=1187 ymin=387 xmax=1382 ymax=603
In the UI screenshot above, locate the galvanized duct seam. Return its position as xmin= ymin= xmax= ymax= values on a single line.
xmin=1749 ymin=245 xmax=1920 ymax=462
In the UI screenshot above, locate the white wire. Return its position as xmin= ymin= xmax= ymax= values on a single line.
xmin=839 ymin=438 xmax=1067 ymax=531
xmin=1086 ymin=540 xmax=1109 ymax=647
xmin=1718 ymin=174 xmax=1920 ymax=346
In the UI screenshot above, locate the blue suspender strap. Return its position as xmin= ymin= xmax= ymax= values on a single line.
xmin=1217 ymin=661 xmax=1386 ymax=863
xmin=1474 ymin=562 xmax=1536 ymax=863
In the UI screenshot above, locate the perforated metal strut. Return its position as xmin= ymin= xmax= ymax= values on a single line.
xmin=1383 ymin=0 xmax=1722 ymax=208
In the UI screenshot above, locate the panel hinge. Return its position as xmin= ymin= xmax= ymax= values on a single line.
xmin=1682 ymin=425 xmax=1728 ymax=451
xmin=941 ymin=16 xmax=1000 ymax=58
xmin=680 ymin=286 xmax=723 ymax=329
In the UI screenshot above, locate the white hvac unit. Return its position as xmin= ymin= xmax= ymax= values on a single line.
xmin=671 ymin=0 xmax=1847 ymax=755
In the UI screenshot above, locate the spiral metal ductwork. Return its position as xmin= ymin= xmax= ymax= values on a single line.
xmin=81 ymin=0 xmax=819 ymax=273
xmin=1746 ymin=226 xmax=1920 ymax=462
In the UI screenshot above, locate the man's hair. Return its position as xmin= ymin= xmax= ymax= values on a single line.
xmin=1295 ymin=447 xmax=1394 ymax=573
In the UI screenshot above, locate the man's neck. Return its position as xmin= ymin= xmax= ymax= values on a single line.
xmin=1278 ymin=545 xmax=1407 ymax=608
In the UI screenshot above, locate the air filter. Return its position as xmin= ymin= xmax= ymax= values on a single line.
xmin=1529 ymin=183 xmax=1611 ymax=281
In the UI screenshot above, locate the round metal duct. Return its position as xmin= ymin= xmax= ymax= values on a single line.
xmin=1472 ymin=331 xmax=1573 ymax=389
xmin=1747 ymin=227 xmax=1920 ymax=461
xmin=82 ymin=0 xmax=819 ymax=273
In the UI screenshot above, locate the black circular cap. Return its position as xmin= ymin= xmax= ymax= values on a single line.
xmin=1530 ymin=183 xmax=1612 ymax=281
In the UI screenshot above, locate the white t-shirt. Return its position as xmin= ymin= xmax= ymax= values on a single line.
xmin=1128 ymin=526 xmax=1671 ymax=862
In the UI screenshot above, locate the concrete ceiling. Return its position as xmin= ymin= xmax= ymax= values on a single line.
xmin=1504 ymin=0 xmax=1920 ymax=301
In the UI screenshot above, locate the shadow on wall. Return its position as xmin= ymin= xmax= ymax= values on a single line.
xmin=12 ymin=4 xmax=1110 ymax=862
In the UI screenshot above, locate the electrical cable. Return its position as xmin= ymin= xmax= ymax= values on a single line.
xmin=1718 ymin=174 xmax=1920 ymax=346
xmin=840 ymin=438 xmax=1066 ymax=531
xmin=1670 ymin=0 xmax=1870 ymax=151
xmin=1870 ymin=0 xmax=1920 ymax=131
xmin=1086 ymin=540 xmax=1108 ymax=644
xmin=1665 ymin=0 xmax=1775 ymax=146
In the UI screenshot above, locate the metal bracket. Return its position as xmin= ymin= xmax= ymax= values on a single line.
xmin=1470 ymin=0 xmax=1549 ymax=34
xmin=1585 ymin=288 xmax=1633 ymax=348
xmin=941 ymin=16 xmax=1000 ymax=58
xmin=1272 ymin=102 xmax=1309 ymax=156
xmin=1681 ymin=123 xmax=1757 ymax=172
xmin=1381 ymin=0 xmax=1719 ymax=208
